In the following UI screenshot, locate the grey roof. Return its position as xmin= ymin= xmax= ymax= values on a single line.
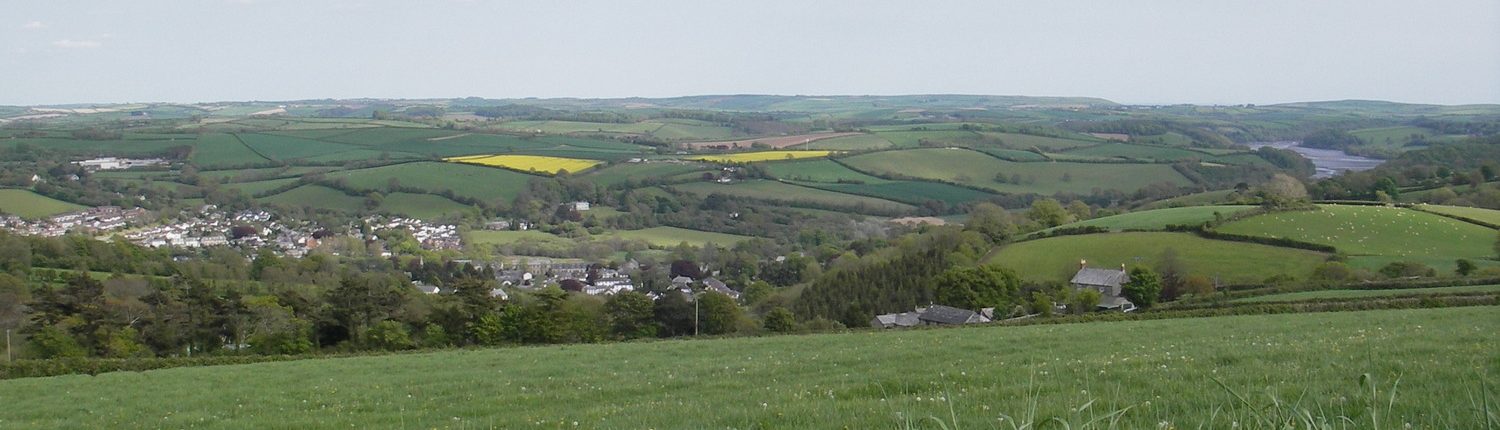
xmin=671 ymin=276 xmax=693 ymax=285
xmin=702 ymin=278 xmax=738 ymax=297
xmin=919 ymin=305 xmax=979 ymax=325
xmin=1071 ymin=267 xmax=1128 ymax=288
xmin=872 ymin=312 xmax=922 ymax=328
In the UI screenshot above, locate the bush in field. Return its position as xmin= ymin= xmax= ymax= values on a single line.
xmin=1379 ymin=261 xmax=1437 ymax=279
xmin=1312 ymin=261 xmax=1358 ymax=283
xmin=762 ymin=307 xmax=798 ymax=333
xmin=1456 ymin=259 xmax=1477 ymax=277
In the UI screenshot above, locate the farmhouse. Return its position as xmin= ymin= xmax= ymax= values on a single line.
xmin=1070 ymin=261 xmax=1137 ymax=312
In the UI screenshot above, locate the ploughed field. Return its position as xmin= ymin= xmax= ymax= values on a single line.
xmin=0 ymin=307 xmax=1494 ymax=428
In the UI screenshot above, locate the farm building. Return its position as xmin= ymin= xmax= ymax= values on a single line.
xmin=702 ymin=278 xmax=739 ymax=300
xmin=871 ymin=305 xmax=990 ymax=328
xmin=1069 ymin=261 xmax=1137 ymax=312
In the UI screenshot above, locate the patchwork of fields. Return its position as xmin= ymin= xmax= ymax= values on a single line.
xmin=841 ymin=147 xmax=1194 ymax=195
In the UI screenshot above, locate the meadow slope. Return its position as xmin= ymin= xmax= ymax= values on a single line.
xmin=0 ymin=307 xmax=1494 ymax=428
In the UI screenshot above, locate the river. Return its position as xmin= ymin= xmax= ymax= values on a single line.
xmin=1242 ymin=141 xmax=1385 ymax=179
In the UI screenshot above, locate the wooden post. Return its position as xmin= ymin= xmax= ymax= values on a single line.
xmin=5 ymin=329 xmax=11 ymax=363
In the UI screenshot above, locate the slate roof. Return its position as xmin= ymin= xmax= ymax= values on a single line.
xmin=702 ymin=278 xmax=738 ymax=298
xmin=872 ymin=312 xmax=922 ymax=328
xmin=918 ymin=305 xmax=980 ymax=325
xmin=1070 ymin=267 xmax=1128 ymax=288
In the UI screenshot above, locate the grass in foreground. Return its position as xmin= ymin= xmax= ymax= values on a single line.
xmin=0 ymin=307 xmax=1494 ymax=428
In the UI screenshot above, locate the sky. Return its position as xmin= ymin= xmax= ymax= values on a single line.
xmin=3 ymin=0 xmax=1498 ymax=106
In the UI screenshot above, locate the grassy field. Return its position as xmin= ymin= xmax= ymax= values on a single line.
xmin=0 ymin=189 xmax=87 ymax=219
xmin=1216 ymin=205 xmax=1496 ymax=262
xmin=805 ymin=181 xmax=997 ymax=205
xmin=466 ymin=229 xmax=574 ymax=247
xmin=672 ymin=180 xmax=914 ymax=213
xmin=222 ymin=178 xmax=299 ymax=196
xmin=1141 ymin=189 xmax=1242 ymax=209
xmin=499 ymin=120 xmax=662 ymax=135
xmin=1348 ymin=126 xmax=1454 ymax=150
xmin=1416 ymin=204 xmax=1500 ymax=226
xmin=873 ymin=130 xmax=983 ymax=148
xmin=237 ymin=133 xmax=363 ymax=161
xmin=191 ymin=133 xmax=269 ymax=167
xmin=989 ymin=232 xmax=1329 ymax=283
xmin=377 ymin=193 xmax=477 ymax=219
xmin=606 ymin=226 xmax=752 ymax=247
xmin=1 ymin=307 xmax=1493 ymax=428
xmin=1234 ymin=284 xmax=1500 ymax=303
xmin=789 ymin=134 xmax=894 ymax=150
xmin=258 ymin=185 xmax=364 ymax=212
xmin=581 ymin=162 xmax=710 ymax=186
xmin=1044 ymin=205 xmax=1257 ymax=232
xmin=841 ymin=148 xmax=1194 ymax=195
xmin=979 ymin=132 xmax=1098 ymax=150
xmin=446 ymin=154 xmax=604 ymax=175
xmin=763 ymin=159 xmax=885 ymax=183
xmin=322 ymin=162 xmax=534 ymax=204
xmin=259 ymin=186 xmax=474 ymax=219
xmin=1062 ymin=143 xmax=1216 ymax=162
xmin=691 ymin=150 xmax=837 ymax=163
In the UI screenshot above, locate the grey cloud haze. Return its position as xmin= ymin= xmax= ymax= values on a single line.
xmin=2 ymin=0 xmax=1497 ymax=106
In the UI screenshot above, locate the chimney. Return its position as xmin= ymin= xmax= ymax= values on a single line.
xmin=1079 ymin=260 xmax=1087 ymax=270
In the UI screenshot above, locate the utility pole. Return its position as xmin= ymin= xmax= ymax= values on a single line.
xmin=693 ymin=291 xmax=700 ymax=336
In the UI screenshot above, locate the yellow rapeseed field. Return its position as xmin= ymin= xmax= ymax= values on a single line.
xmin=444 ymin=154 xmax=603 ymax=175
xmin=690 ymin=150 xmax=837 ymax=163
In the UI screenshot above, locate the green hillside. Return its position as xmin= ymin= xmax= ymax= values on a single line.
xmin=1 ymin=307 xmax=1493 ymax=428
xmin=840 ymin=148 xmax=1194 ymax=195
xmin=1043 ymin=205 xmax=1256 ymax=232
xmin=0 ymin=189 xmax=87 ymax=219
xmin=988 ymin=232 xmax=1329 ymax=283
xmin=1216 ymin=205 xmax=1496 ymax=269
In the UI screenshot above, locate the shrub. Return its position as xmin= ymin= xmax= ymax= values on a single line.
xmin=1378 ymin=261 xmax=1437 ymax=279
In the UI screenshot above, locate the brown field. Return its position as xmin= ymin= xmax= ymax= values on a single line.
xmin=679 ymin=132 xmax=863 ymax=149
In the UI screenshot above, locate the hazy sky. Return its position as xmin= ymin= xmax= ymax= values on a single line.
xmin=4 ymin=0 xmax=1498 ymax=106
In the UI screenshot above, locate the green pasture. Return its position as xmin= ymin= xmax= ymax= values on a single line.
xmin=605 ymin=226 xmax=753 ymax=248
xmin=322 ymin=162 xmax=534 ymax=204
xmin=671 ymin=180 xmax=914 ymax=214
xmin=1215 ymin=205 xmax=1495 ymax=261
xmin=1416 ymin=204 xmax=1500 ymax=226
xmin=582 ymin=162 xmax=710 ymax=186
xmin=1234 ymin=284 xmax=1500 ymax=303
xmin=840 ymin=148 xmax=1194 ymax=195
xmin=1044 ymin=205 xmax=1256 ymax=232
xmin=0 ymin=189 xmax=87 ymax=219
xmin=0 ymin=307 xmax=1493 ymax=428
xmin=989 ymin=232 xmax=1329 ymax=283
